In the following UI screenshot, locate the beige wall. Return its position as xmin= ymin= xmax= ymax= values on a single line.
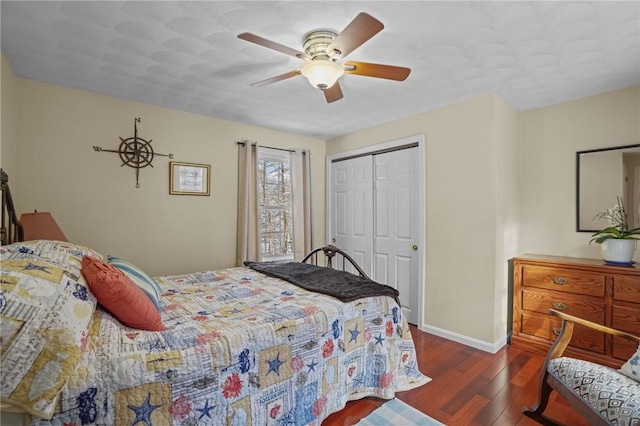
xmin=1 ymin=54 xmax=18 ymax=177
xmin=520 ymin=86 xmax=640 ymax=262
xmin=327 ymin=93 xmax=520 ymax=345
xmin=327 ymin=86 xmax=639 ymax=346
xmin=493 ymin=95 xmax=521 ymax=342
xmin=8 ymin=77 xmax=325 ymax=276
xmin=3 ymin=47 xmax=638 ymax=349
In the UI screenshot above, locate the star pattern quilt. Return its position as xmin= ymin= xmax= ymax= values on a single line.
xmin=1 ymin=240 xmax=429 ymax=425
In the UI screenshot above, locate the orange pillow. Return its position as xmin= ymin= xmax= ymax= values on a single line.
xmin=81 ymin=256 xmax=165 ymax=331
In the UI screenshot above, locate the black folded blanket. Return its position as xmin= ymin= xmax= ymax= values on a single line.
xmin=244 ymin=261 xmax=400 ymax=304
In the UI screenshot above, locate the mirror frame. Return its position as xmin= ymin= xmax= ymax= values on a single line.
xmin=576 ymin=143 xmax=640 ymax=232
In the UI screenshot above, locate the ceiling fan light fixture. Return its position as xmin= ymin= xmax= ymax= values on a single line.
xmin=238 ymin=13 xmax=409 ymax=103
xmin=301 ymin=60 xmax=344 ymax=90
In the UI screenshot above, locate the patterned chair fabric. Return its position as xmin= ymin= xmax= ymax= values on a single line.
xmin=548 ymin=357 xmax=640 ymax=425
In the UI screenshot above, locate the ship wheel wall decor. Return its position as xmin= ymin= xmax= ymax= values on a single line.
xmin=93 ymin=118 xmax=173 ymax=188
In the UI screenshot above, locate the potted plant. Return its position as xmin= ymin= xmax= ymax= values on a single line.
xmin=590 ymin=196 xmax=640 ymax=264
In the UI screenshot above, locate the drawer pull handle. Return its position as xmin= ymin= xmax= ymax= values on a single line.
xmin=552 ymin=302 xmax=567 ymax=311
xmin=552 ymin=277 xmax=567 ymax=285
xmin=552 ymin=327 xmax=562 ymax=336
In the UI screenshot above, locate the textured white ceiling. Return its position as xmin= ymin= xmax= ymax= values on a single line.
xmin=2 ymin=1 xmax=639 ymax=140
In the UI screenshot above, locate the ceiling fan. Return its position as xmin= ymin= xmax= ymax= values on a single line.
xmin=237 ymin=12 xmax=411 ymax=103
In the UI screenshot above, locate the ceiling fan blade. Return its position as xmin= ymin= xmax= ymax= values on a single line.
xmin=344 ymin=61 xmax=411 ymax=81
xmin=324 ymin=81 xmax=344 ymax=103
xmin=327 ymin=12 xmax=384 ymax=59
xmin=238 ymin=33 xmax=310 ymax=60
xmin=251 ymin=70 xmax=301 ymax=87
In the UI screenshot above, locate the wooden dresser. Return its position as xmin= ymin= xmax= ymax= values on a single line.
xmin=511 ymin=254 xmax=640 ymax=368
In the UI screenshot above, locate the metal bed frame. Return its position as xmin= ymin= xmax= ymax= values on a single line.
xmin=302 ymin=245 xmax=369 ymax=279
xmin=0 ymin=169 xmax=23 ymax=245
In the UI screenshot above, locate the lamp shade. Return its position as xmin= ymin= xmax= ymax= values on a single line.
xmin=20 ymin=212 xmax=67 ymax=242
xmin=301 ymin=60 xmax=344 ymax=90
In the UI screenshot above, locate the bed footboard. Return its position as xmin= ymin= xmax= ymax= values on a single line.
xmin=302 ymin=245 xmax=369 ymax=279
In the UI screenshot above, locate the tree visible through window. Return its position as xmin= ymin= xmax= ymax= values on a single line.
xmin=258 ymin=149 xmax=293 ymax=260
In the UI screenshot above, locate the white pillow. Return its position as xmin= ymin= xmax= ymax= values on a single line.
xmin=619 ymin=344 xmax=640 ymax=382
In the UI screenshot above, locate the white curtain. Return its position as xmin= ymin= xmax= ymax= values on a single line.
xmin=236 ymin=141 xmax=260 ymax=266
xmin=291 ymin=149 xmax=313 ymax=260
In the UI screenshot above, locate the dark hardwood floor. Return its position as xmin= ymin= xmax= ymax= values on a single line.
xmin=323 ymin=325 xmax=591 ymax=426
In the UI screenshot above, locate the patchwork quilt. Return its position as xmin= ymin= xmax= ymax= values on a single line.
xmin=0 ymin=240 xmax=102 ymax=419
xmin=1 ymin=240 xmax=429 ymax=425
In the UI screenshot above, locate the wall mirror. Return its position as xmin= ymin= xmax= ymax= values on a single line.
xmin=577 ymin=143 xmax=640 ymax=232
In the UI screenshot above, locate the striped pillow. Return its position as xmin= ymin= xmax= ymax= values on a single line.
xmin=107 ymin=255 xmax=161 ymax=308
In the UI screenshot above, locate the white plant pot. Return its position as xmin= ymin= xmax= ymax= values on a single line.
xmin=601 ymin=239 xmax=637 ymax=263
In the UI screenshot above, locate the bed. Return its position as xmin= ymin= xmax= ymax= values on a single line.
xmin=0 ymin=173 xmax=428 ymax=425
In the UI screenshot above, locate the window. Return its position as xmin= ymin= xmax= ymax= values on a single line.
xmin=258 ymin=148 xmax=293 ymax=261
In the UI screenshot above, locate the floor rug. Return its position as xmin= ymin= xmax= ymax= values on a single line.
xmin=356 ymin=398 xmax=445 ymax=425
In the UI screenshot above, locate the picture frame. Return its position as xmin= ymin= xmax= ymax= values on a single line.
xmin=169 ymin=161 xmax=211 ymax=196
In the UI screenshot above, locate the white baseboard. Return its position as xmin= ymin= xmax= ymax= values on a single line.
xmin=419 ymin=323 xmax=508 ymax=354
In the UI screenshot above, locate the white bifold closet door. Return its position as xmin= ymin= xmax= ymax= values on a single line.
xmin=330 ymin=146 xmax=420 ymax=324
xmin=331 ymin=155 xmax=373 ymax=275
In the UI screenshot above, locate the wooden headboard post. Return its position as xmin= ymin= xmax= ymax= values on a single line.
xmin=1 ymin=169 xmax=24 ymax=245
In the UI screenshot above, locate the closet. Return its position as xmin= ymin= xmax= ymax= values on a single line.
xmin=328 ymin=137 xmax=424 ymax=324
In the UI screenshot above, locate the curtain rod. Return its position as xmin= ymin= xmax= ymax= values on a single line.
xmin=236 ymin=141 xmax=306 ymax=154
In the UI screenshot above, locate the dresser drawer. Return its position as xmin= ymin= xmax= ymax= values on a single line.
xmin=522 ymin=265 xmax=604 ymax=297
xmin=613 ymin=275 xmax=640 ymax=303
xmin=612 ymin=304 xmax=640 ymax=335
xmin=522 ymin=288 xmax=604 ymax=321
xmin=611 ymin=303 xmax=640 ymax=361
xmin=613 ymin=337 xmax=638 ymax=361
xmin=521 ymin=310 xmax=605 ymax=353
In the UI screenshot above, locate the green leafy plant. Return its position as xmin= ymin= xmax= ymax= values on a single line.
xmin=590 ymin=196 xmax=640 ymax=244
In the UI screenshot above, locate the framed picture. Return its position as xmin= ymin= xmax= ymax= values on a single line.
xmin=169 ymin=161 xmax=211 ymax=196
